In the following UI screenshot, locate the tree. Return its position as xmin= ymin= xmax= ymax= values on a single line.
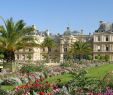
xmin=95 ymin=55 xmax=100 ymax=60
xmin=71 ymin=41 xmax=92 ymax=61
xmin=105 ymin=55 xmax=110 ymax=62
xmin=42 ymin=36 xmax=55 ymax=62
xmin=0 ymin=17 xmax=36 ymax=62
xmin=87 ymin=55 xmax=93 ymax=60
xmin=100 ymin=55 xmax=105 ymax=61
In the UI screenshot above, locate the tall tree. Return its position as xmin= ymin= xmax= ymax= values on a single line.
xmin=42 ymin=36 xmax=55 ymax=62
xmin=71 ymin=41 xmax=92 ymax=61
xmin=0 ymin=17 xmax=36 ymax=62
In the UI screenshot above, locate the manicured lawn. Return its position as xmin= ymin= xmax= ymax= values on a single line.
xmin=0 ymin=85 xmax=15 ymax=90
xmin=1 ymin=64 xmax=113 ymax=90
xmin=87 ymin=64 xmax=113 ymax=79
xmin=46 ymin=64 xmax=113 ymax=83
xmin=45 ymin=73 xmax=73 ymax=84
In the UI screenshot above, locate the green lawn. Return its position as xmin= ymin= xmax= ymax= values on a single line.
xmin=1 ymin=64 xmax=113 ymax=90
xmin=45 ymin=73 xmax=73 ymax=84
xmin=46 ymin=64 xmax=113 ymax=83
xmin=87 ymin=64 xmax=113 ymax=79
xmin=0 ymin=85 xmax=15 ymax=90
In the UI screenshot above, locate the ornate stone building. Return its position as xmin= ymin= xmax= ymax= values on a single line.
xmin=15 ymin=25 xmax=48 ymax=62
xmin=60 ymin=27 xmax=92 ymax=63
xmin=15 ymin=21 xmax=113 ymax=63
xmin=93 ymin=21 xmax=113 ymax=61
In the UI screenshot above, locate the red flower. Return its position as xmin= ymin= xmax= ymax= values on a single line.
xmin=46 ymin=81 xmax=49 ymax=84
xmin=48 ymin=83 xmax=51 ymax=87
xmin=36 ymin=84 xmax=40 ymax=88
xmin=47 ymin=93 xmax=52 ymax=95
xmin=39 ymin=92 xmax=45 ymax=95
xmin=32 ymin=83 xmax=37 ymax=87
xmin=35 ymin=79 xmax=39 ymax=82
xmin=40 ymin=78 xmax=43 ymax=82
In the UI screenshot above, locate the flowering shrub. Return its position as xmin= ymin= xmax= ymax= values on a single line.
xmin=1 ymin=77 xmax=22 ymax=86
xmin=1 ymin=78 xmax=17 ymax=85
xmin=21 ymin=77 xmax=29 ymax=84
xmin=20 ymin=64 xmax=39 ymax=74
xmin=0 ymin=79 xmax=3 ymax=84
xmin=15 ymin=73 xmax=53 ymax=95
xmin=0 ymin=89 xmax=8 ymax=95
xmin=9 ymin=77 xmax=22 ymax=85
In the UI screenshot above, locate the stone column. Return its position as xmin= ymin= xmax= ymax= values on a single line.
xmin=101 ymin=44 xmax=103 ymax=51
xmin=60 ymin=38 xmax=64 ymax=63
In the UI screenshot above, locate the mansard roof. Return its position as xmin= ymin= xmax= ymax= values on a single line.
xmin=95 ymin=21 xmax=113 ymax=32
xmin=63 ymin=27 xmax=82 ymax=36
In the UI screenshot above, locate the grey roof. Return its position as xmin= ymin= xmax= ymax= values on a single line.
xmin=97 ymin=21 xmax=113 ymax=32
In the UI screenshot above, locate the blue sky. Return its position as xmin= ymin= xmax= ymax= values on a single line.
xmin=0 ymin=0 xmax=113 ymax=34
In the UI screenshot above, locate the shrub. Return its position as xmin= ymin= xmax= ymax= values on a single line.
xmin=0 ymin=89 xmax=8 ymax=95
xmin=105 ymin=55 xmax=110 ymax=61
xmin=14 ymin=89 xmax=25 ymax=95
xmin=79 ymin=60 xmax=84 ymax=64
xmin=20 ymin=64 xmax=45 ymax=74
xmin=43 ymin=70 xmax=48 ymax=78
xmin=9 ymin=77 xmax=22 ymax=85
xmin=60 ymin=63 xmax=71 ymax=67
xmin=100 ymin=55 xmax=105 ymax=61
xmin=15 ymin=75 xmax=52 ymax=95
xmin=1 ymin=77 xmax=22 ymax=86
xmin=87 ymin=55 xmax=93 ymax=60
xmin=1 ymin=79 xmax=17 ymax=86
xmin=68 ymin=69 xmax=101 ymax=94
xmin=37 ymin=64 xmax=45 ymax=72
xmin=0 ymin=79 xmax=3 ymax=85
xmin=95 ymin=55 xmax=100 ymax=60
xmin=20 ymin=78 xmax=29 ymax=84
xmin=20 ymin=64 xmax=39 ymax=74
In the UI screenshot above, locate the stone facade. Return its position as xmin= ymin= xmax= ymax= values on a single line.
xmin=93 ymin=21 xmax=113 ymax=61
xmin=60 ymin=27 xmax=92 ymax=63
xmin=15 ymin=21 xmax=113 ymax=63
xmin=15 ymin=25 xmax=48 ymax=62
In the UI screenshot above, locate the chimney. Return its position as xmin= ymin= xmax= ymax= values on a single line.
xmin=81 ymin=29 xmax=83 ymax=34
xmin=99 ymin=21 xmax=104 ymax=24
xmin=67 ymin=27 xmax=70 ymax=30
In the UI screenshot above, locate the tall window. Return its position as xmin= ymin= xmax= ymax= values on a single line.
xmin=106 ymin=45 xmax=109 ymax=51
xmin=98 ymin=36 xmax=100 ymax=41
xmin=17 ymin=55 xmax=19 ymax=59
xmin=22 ymin=55 xmax=25 ymax=60
xmin=97 ymin=45 xmax=101 ymax=51
xmin=43 ymin=48 xmax=45 ymax=52
xmin=64 ymin=47 xmax=67 ymax=52
xmin=106 ymin=35 xmax=109 ymax=41
xmin=29 ymin=48 xmax=32 ymax=52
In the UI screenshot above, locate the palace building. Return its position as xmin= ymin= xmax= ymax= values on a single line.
xmin=93 ymin=21 xmax=113 ymax=61
xmin=15 ymin=21 xmax=113 ymax=63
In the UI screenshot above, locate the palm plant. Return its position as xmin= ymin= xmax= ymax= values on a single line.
xmin=71 ymin=41 xmax=92 ymax=61
xmin=42 ymin=36 xmax=55 ymax=62
xmin=0 ymin=17 xmax=36 ymax=62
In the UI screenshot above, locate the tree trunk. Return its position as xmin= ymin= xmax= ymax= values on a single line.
xmin=48 ymin=47 xmax=51 ymax=63
xmin=79 ymin=54 xmax=82 ymax=61
xmin=4 ymin=50 xmax=15 ymax=62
